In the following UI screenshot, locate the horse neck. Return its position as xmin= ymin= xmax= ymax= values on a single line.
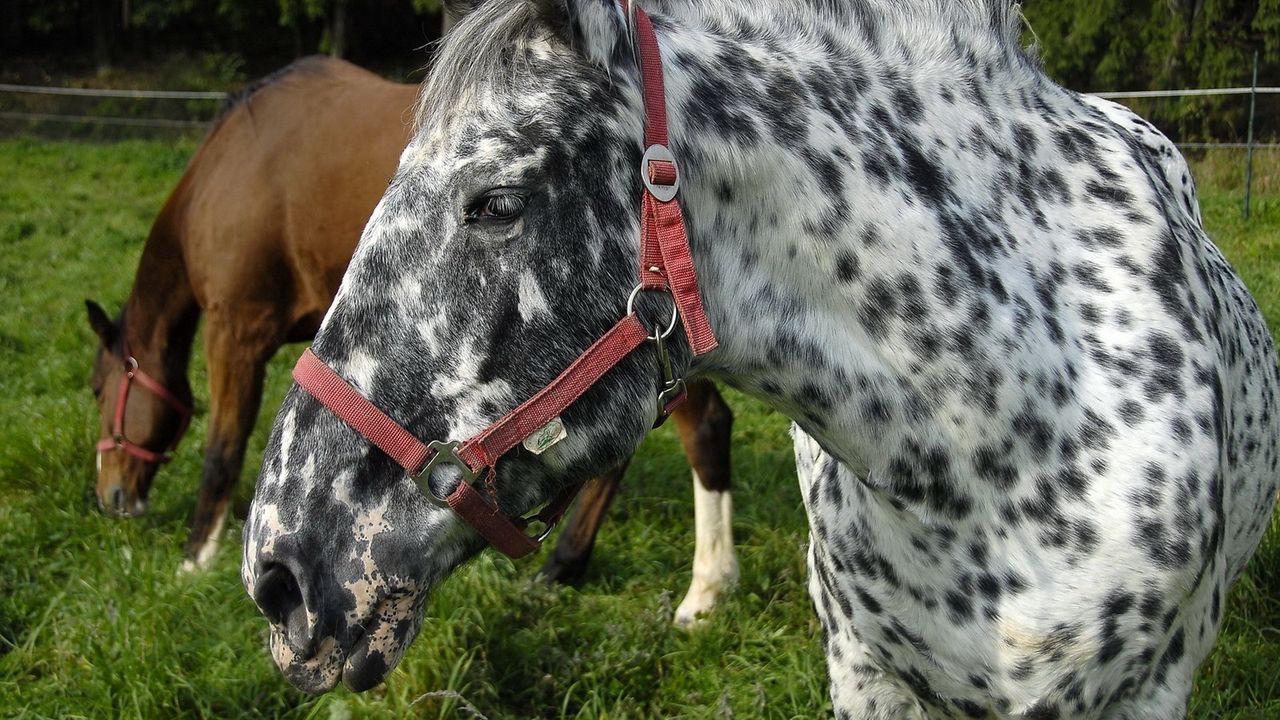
xmin=122 ymin=192 xmax=200 ymax=386
xmin=665 ymin=5 xmax=1034 ymax=472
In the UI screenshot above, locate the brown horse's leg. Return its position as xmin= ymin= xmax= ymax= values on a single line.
xmin=671 ymin=381 xmax=736 ymax=627
xmin=540 ymin=380 xmax=736 ymax=627
xmin=180 ymin=318 xmax=274 ymax=572
xmin=539 ymin=462 xmax=628 ymax=585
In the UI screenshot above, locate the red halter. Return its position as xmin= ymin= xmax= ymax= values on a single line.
xmin=96 ymin=336 xmax=192 ymax=465
xmin=292 ymin=4 xmax=716 ymax=559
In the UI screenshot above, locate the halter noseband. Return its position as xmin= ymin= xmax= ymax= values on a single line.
xmin=96 ymin=334 xmax=192 ymax=466
xmin=292 ymin=4 xmax=716 ymax=559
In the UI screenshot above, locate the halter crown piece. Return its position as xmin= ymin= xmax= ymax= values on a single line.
xmin=291 ymin=2 xmax=716 ymax=559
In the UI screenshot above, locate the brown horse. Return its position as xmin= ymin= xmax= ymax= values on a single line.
xmin=85 ymin=55 xmax=737 ymax=622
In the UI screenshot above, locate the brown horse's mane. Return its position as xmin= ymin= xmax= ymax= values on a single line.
xmin=209 ymin=55 xmax=332 ymax=130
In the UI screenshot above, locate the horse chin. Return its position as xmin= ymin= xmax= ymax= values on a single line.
xmin=270 ymin=632 xmax=344 ymax=694
xmin=269 ymin=588 xmax=425 ymax=694
xmin=95 ymin=489 xmax=149 ymax=518
xmin=340 ymin=589 xmax=424 ymax=692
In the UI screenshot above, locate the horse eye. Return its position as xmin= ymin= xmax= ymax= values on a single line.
xmin=468 ymin=190 xmax=527 ymax=224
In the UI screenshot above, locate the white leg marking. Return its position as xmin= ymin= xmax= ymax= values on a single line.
xmin=178 ymin=505 xmax=229 ymax=575
xmin=675 ymin=471 xmax=738 ymax=628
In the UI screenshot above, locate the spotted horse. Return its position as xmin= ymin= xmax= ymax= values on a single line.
xmin=241 ymin=0 xmax=1280 ymax=716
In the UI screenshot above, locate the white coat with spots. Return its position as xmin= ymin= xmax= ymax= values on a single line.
xmin=241 ymin=1 xmax=1280 ymax=716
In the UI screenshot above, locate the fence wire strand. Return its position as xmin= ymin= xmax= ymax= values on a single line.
xmin=0 ymin=110 xmax=209 ymax=129
xmin=0 ymin=83 xmax=227 ymax=100
xmin=0 ymin=82 xmax=1277 ymax=142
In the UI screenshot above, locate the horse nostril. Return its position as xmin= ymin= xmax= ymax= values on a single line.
xmin=254 ymin=563 xmax=314 ymax=656
xmin=255 ymin=564 xmax=302 ymax=625
xmin=111 ymin=487 xmax=126 ymax=513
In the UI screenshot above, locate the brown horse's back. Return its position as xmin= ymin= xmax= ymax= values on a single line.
xmin=177 ymin=56 xmax=418 ymax=339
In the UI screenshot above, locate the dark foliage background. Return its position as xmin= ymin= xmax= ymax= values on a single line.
xmin=1022 ymin=0 xmax=1280 ymax=140
xmin=1 ymin=1 xmax=1277 ymax=141
xmin=0 ymin=0 xmax=446 ymax=75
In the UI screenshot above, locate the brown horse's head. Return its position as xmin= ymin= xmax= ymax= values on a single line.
xmin=86 ymin=300 xmax=192 ymax=517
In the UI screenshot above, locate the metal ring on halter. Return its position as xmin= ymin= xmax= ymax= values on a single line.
xmin=523 ymin=516 xmax=559 ymax=544
xmin=641 ymin=144 xmax=680 ymax=202
xmin=626 ymin=284 xmax=679 ymax=340
xmin=124 ymin=356 xmax=139 ymax=375
xmin=413 ymin=439 xmax=483 ymax=509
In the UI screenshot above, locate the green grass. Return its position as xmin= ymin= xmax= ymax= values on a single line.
xmin=0 ymin=138 xmax=1277 ymax=719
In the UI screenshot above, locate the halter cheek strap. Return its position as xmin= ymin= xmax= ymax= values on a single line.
xmin=291 ymin=4 xmax=716 ymax=559
xmin=96 ymin=342 xmax=192 ymax=465
xmin=629 ymin=3 xmax=717 ymax=356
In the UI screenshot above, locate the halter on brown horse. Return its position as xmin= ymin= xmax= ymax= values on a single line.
xmin=95 ymin=333 xmax=193 ymax=467
xmin=85 ymin=55 xmax=736 ymax=620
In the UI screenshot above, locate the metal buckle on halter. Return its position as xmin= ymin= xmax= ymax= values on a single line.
xmin=641 ymin=144 xmax=680 ymax=202
xmin=413 ymin=439 xmax=484 ymax=509
xmin=627 ymin=284 xmax=686 ymax=427
xmin=414 ymin=440 xmax=559 ymax=542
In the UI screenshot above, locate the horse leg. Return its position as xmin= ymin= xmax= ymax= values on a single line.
xmin=180 ymin=318 xmax=274 ymax=572
xmin=540 ymin=381 xmax=734 ymax=596
xmin=672 ymin=381 xmax=736 ymax=628
xmin=539 ymin=463 xmax=627 ymax=585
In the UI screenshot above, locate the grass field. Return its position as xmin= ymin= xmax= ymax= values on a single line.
xmin=0 ymin=138 xmax=1277 ymax=719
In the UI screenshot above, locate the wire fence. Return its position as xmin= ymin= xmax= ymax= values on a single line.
xmin=0 ymin=83 xmax=228 ymax=100
xmin=1091 ymin=87 xmax=1280 ymax=99
xmin=0 ymin=80 xmax=227 ymax=138
xmin=1 ymin=79 xmax=1277 ymax=131
xmin=1 ymin=72 xmax=1277 ymax=215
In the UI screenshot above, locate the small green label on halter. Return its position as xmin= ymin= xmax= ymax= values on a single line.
xmin=522 ymin=417 xmax=567 ymax=455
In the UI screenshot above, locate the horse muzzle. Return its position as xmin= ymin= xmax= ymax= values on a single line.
xmin=249 ymin=542 xmax=425 ymax=693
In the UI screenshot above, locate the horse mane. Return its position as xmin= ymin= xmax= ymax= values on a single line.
xmin=847 ymin=0 xmax=1023 ymax=45
xmin=210 ymin=55 xmax=332 ymax=129
xmin=416 ymin=0 xmax=1028 ymax=128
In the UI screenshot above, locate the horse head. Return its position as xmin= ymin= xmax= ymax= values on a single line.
xmin=86 ymin=300 xmax=193 ymax=518
xmin=241 ymin=0 xmax=706 ymax=693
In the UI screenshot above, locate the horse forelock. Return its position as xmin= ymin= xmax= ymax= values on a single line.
xmin=414 ymin=0 xmax=557 ymax=133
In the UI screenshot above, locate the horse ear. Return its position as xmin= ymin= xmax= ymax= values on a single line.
xmin=85 ymin=300 xmax=116 ymax=347
xmin=441 ymin=0 xmax=479 ymax=26
xmin=546 ymin=0 xmax=631 ymax=71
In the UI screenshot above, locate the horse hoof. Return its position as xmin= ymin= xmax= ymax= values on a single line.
xmin=538 ymin=553 xmax=589 ymax=586
xmin=176 ymin=549 xmax=217 ymax=576
xmin=674 ymin=594 xmax=718 ymax=629
xmin=673 ymin=608 xmax=709 ymax=629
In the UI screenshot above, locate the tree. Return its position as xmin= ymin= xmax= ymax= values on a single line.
xmin=275 ymin=0 xmax=442 ymax=58
xmin=1023 ymin=0 xmax=1280 ymax=140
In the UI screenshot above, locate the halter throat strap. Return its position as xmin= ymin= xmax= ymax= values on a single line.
xmin=292 ymin=4 xmax=715 ymax=559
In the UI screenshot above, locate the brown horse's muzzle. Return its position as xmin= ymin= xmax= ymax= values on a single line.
xmin=95 ymin=449 xmax=154 ymax=517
